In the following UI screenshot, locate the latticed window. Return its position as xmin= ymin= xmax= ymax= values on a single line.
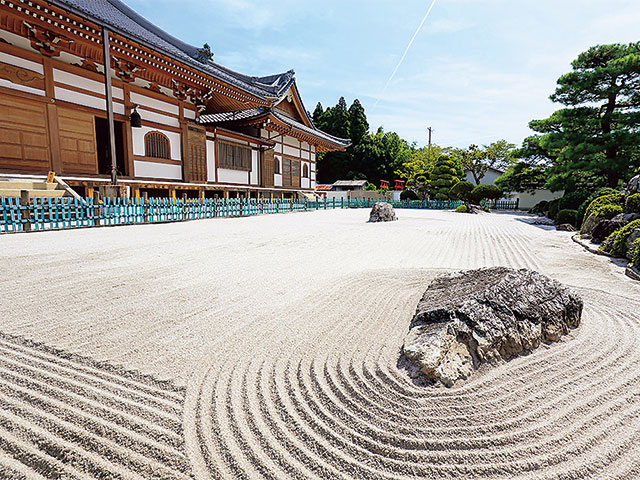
xmin=302 ymin=164 xmax=309 ymax=178
xmin=144 ymin=131 xmax=170 ymax=159
xmin=217 ymin=141 xmax=252 ymax=171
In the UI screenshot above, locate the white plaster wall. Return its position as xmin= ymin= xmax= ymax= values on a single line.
xmin=310 ymin=152 xmax=316 ymax=161
xmin=284 ymin=135 xmax=299 ymax=147
xmin=130 ymin=92 xmax=179 ymax=115
xmin=206 ymin=139 xmax=216 ymax=182
xmin=514 ymin=189 xmax=564 ymax=210
xmin=283 ymin=145 xmax=299 ymax=157
xmin=138 ymin=108 xmax=179 ymax=128
xmin=218 ymin=168 xmax=249 ymax=185
xmin=274 ymin=144 xmax=283 ymax=154
xmin=274 ymin=174 xmax=283 ymax=187
xmin=134 ymin=160 xmax=182 ymax=180
xmin=0 ymin=52 xmax=43 ymax=73
xmin=250 ymin=150 xmax=259 ymax=185
xmin=54 ymin=87 xmax=124 ymax=114
xmin=132 ymin=126 xmax=181 ymax=161
xmin=184 ymin=108 xmax=196 ymax=120
xmin=302 ymin=178 xmax=310 ymax=189
xmin=311 ymin=179 xmax=316 ymax=188
xmin=464 ymin=169 xmax=502 ymax=186
xmin=301 ymin=150 xmax=310 ymax=160
xmin=0 ymin=79 xmax=44 ymax=96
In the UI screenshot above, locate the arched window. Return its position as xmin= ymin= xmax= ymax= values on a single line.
xmin=144 ymin=131 xmax=170 ymax=159
xmin=274 ymin=157 xmax=281 ymax=174
xmin=302 ymin=163 xmax=309 ymax=178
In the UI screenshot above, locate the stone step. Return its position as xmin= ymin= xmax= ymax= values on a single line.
xmin=0 ymin=181 xmax=59 ymax=191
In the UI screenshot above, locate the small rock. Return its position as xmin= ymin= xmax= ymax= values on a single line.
xmin=613 ymin=213 xmax=640 ymax=223
xmin=402 ymin=267 xmax=582 ymax=387
xmin=556 ymin=224 xmax=576 ymax=232
xmin=580 ymin=214 xmax=601 ymax=235
xmin=626 ymin=174 xmax=639 ymax=198
xmin=368 ymin=202 xmax=397 ymax=222
xmin=592 ymin=219 xmax=626 ymax=244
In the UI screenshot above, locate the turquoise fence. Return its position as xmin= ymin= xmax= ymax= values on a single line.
xmin=0 ymin=196 xmax=518 ymax=234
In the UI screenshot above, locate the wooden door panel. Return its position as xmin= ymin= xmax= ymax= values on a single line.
xmin=0 ymin=95 xmax=51 ymax=173
xmin=184 ymin=124 xmax=206 ymax=183
xmin=261 ymin=149 xmax=274 ymax=187
xmin=57 ymin=107 xmax=98 ymax=174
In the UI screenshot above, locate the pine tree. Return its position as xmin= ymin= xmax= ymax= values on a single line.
xmin=348 ymin=99 xmax=369 ymax=145
xmin=528 ymin=42 xmax=640 ymax=187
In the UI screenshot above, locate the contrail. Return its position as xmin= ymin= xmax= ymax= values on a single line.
xmin=374 ymin=0 xmax=438 ymax=108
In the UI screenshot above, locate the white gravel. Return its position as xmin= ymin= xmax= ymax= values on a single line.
xmin=1 ymin=208 xmax=639 ymax=479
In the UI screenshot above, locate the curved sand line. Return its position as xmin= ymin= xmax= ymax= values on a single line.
xmin=1 ymin=209 xmax=639 ymax=479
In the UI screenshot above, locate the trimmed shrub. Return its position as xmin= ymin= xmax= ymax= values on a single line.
xmin=626 ymin=193 xmax=640 ymax=213
xmin=400 ymin=189 xmax=418 ymax=201
xmin=632 ymin=238 xmax=640 ymax=268
xmin=548 ymin=199 xmax=560 ymax=220
xmin=455 ymin=204 xmax=469 ymax=213
xmin=577 ymin=187 xmax=620 ymax=226
xmin=603 ymin=219 xmax=640 ymax=257
xmin=555 ymin=209 xmax=578 ymax=226
xmin=584 ymin=193 xmax=625 ymax=220
xmin=595 ymin=204 xmax=623 ymax=219
xmin=449 ymin=181 xmax=475 ymax=203
xmin=471 ymin=184 xmax=502 ymax=204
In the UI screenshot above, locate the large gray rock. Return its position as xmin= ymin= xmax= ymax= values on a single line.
xmin=580 ymin=214 xmax=601 ymax=235
xmin=402 ymin=267 xmax=583 ymax=387
xmin=592 ymin=219 xmax=626 ymax=244
xmin=368 ymin=202 xmax=397 ymax=222
xmin=626 ymin=174 xmax=639 ymax=198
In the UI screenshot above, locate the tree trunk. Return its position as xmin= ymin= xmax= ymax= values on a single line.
xmin=602 ymin=86 xmax=618 ymax=188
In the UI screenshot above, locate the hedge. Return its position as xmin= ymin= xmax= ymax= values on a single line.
xmin=556 ymin=209 xmax=578 ymax=226
xmin=602 ymin=219 xmax=640 ymax=258
xmin=584 ymin=193 xmax=625 ymax=221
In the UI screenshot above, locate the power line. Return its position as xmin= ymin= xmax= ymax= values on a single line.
xmin=373 ymin=0 xmax=438 ymax=108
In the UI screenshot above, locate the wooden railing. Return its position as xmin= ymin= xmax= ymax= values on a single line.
xmin=0 ymin=196 xmax=520 ymax=234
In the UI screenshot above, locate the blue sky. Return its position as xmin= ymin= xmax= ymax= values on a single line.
xmin=126 ymin=0 xmax=639 ymax=148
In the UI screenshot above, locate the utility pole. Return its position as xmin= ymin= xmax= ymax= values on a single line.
xmin=427 ymin=126 xmax=433 ymax=156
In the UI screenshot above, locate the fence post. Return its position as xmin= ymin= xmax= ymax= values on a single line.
xmin=516 ymin=198 xmax=520 ymax=210
xmin=142 ymin=192 xmax=149 ymax=223
xmin=93 ymin=191 xmax=102 ymax=226
xmin=20 ymin=190 xmax=31 ymax=232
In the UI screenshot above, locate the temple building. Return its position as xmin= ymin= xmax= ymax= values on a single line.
xmin=0 ymin=0 xmax=349 ymax=198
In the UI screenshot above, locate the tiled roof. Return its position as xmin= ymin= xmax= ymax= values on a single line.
xmin=315 ymin=184 xmax=334 ymax=191
xmin=197 ymin=108 xmax=351 ymax=149
xmin=332 ymin=180 xmax=368 ymax=187
xmin=52 ymin=0 xmax=296 ymax=100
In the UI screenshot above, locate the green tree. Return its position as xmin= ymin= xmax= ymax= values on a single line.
xmin=471 ymin=184 xmax=503 ymax=204
xmin=495 ymin=161 xmax=548 ymax=194
xmin=528 ymin=42 xmax=640 ymax=188
xmin=429 ymin=155 xmax=464 ymax=200
xmin=351 ymin=127 xmax=412 ymax=186
xmin=449 ymin=180 xmax=475 ymax=203
xmin=455 ymin=140 xmax=516 ymax=185
xmin=348 ymin=99 xmax=369 ymax=145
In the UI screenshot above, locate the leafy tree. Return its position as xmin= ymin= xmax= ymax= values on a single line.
xmin=396 ymin=144 xmax=450 ymax=199
xmin=312 ymin=102 xmax=326 ymax=129
xmin=528 ymin=42 xmax=640 ymax=188
xmin=449 ymin=181 xmax=475 ymax=203
xmin=352 ymin=127 xmax=412 ymax=186
xmin=429 ymin=155 xmax=464 ymax=200
xmin=454 ymin=140 xmax=516 ymax=185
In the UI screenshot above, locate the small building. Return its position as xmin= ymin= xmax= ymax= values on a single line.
xmin=0 ymin=0 xmax=349 ymax=199
xmin=331 ymin=180 xmax=368 ymax=192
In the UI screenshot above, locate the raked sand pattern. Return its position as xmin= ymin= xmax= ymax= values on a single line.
xmin=1 ymin=209 xmax=640 ymax=479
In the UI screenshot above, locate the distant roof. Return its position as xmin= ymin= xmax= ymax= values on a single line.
xmin=198 ymin=107 xmax=351 ymax=148
xmin=315 ymin=184 xmax=334 ymax=191
xmin=52 ymin=0 xmax=296 ymax=100
xmin=332 ymin=180 xmax=368 ymax=187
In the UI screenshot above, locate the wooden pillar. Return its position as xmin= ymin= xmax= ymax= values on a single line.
xmin=102 ymin=27 xmax=118 ymax=185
